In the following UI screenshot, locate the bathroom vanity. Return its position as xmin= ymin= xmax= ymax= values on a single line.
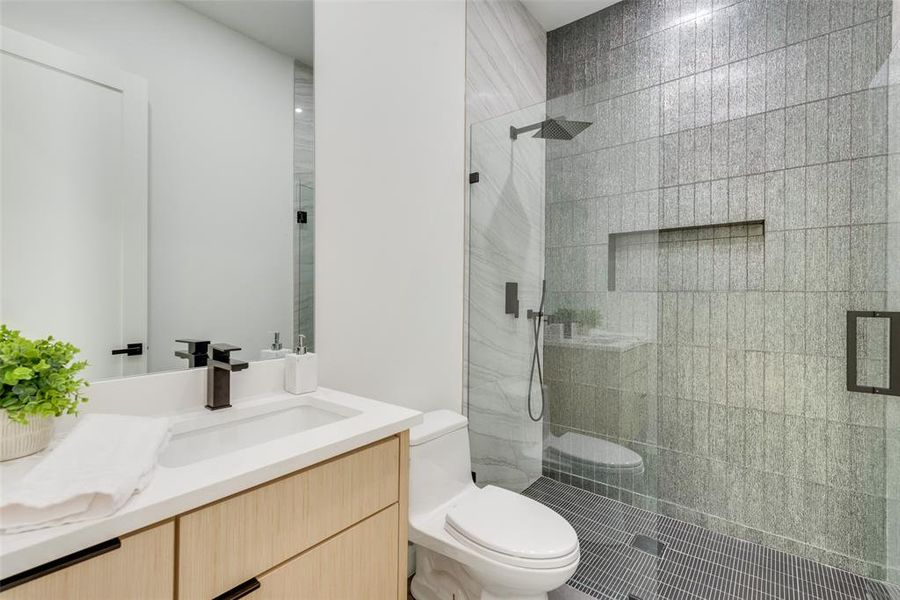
xmin=0 ymin=362 xmax=420 ymax=600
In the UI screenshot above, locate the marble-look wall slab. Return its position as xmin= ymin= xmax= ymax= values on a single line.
xmin=466 ymin=0 xmax=546 ymax=491
xmin=467 ymin=0 xmax=546 ymax=125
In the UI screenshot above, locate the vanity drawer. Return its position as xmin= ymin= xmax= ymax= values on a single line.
xmin=178 ymin=436 xmax=400 ymax=599
xmin=251 ymin=504 xmax=399 ymax=600
xmin=0 ymin=521 xmax=174 ymax=600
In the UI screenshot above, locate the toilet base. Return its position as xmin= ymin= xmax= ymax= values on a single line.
xmin=410 ymin=546 xmax=549 ymax=600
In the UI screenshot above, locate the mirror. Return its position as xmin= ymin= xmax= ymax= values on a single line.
xmin=0 ymin=0 xmax=315 ymax=380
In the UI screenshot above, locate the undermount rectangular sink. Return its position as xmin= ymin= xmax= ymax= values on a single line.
xmin=159 ymin=397 xmax=355 ymax=468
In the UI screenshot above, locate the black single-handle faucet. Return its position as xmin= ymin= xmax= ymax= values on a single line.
xmin=207 ymin=343 xmax=249 ymax=410
xmin=175 ymin=339 xmax=210 ymax=368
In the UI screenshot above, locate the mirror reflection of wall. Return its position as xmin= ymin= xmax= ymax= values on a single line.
xmin=294 ymin=62 xmax=315 ymax=353
xmin=0 ymin=1 xmax=314 ymax=380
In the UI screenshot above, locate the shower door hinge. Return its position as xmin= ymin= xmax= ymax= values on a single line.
xmin=469 ymin=172 xmax=480 ymax=184
xmin=296 ymin=210 xmax=308 ymax=224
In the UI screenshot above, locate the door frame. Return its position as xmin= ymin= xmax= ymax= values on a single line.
xmin=1 ymin=26 xmax=149 ymax=375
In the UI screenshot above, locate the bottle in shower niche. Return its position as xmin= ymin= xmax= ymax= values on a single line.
xmin=260 ymin=332 xmax=290 ymax=360
xmin=284 ymin=334 xmax=317 ymax=394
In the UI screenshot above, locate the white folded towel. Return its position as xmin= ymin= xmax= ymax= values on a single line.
xmin=0 ymin=414 xmax=171 ymax=533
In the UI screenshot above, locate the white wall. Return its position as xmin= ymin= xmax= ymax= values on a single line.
xmin=315 ymin=0 xmax=466 ymax=413
xmin=1 ymin=2 xmax=294 ymax=373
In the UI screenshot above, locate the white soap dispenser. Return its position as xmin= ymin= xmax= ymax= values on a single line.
xmin=284 ymin=334 xmax=317 ymax=394
xmin=260 ymin=331 xmax=290 ymax=360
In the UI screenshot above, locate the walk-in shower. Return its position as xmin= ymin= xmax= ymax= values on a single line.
xmin=467 ymin=0 xmax=900 ymax=597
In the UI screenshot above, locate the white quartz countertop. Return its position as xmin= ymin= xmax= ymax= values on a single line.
xmin=0 ymin=386 xmax=421 ymax=579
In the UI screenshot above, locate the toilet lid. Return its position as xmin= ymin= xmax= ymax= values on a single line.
xmin=444 ymin=486 xmax=579 ymax=564
xmin=545 ymin=432 xmax=643 ymax=469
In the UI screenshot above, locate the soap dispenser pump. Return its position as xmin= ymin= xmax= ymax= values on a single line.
xmin=261 ymin=331 xmax=290 ymax=360
xmin=284 ymin=334 xmax=317 ymax=394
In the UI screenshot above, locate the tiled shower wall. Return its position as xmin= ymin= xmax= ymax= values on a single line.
xmin=542 ymin=0 xmax=899 ymax=582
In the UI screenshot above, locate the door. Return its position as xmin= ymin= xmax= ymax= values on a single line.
xmin=0 ymin=27 xmax=148 ymax=379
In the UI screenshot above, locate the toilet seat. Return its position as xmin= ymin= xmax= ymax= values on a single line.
xmin=443 ymin=486 xmax=580 ymax=569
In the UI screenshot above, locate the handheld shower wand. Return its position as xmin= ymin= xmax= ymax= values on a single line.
xmin=526 ymin=280 xmax=546 ymax=422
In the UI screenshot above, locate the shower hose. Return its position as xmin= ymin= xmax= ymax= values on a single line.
xmin=526 ymin=280 xmax=546 ymax=422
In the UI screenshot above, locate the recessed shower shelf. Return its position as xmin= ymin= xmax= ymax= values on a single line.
xmin=606 ymin=219 xmax=765 ymax=292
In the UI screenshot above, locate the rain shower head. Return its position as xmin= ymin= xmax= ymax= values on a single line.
xmin=510 ymin=117 xmax=592 ymax=140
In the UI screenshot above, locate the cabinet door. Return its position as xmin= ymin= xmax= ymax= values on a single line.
xmin=178 ymin=437 xmax=400 ymax=598
xmin=1 ymin=522 xmax=174 ymax=600
xmin=254 ymin=505 xmax=399 ymax=600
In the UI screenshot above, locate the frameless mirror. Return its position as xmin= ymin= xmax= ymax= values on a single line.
xmin=0 ymin=0 xmax=315 ymax=381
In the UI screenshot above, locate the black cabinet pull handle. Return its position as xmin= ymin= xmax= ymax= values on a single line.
xmin=111 ymin=342 xmax=143 ymax=356
xmin=212 ymin=577 xmax=261 ymax=600
xmin=0 ymin=537 xmax=121 ymax=592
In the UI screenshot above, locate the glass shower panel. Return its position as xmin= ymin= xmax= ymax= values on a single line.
xmin=884 ymin=40 xmax=900 ymax=586
xmin=467 ymin=91 xmax=664 ymax=512
xmin=541 ymin=86 xmax=662 ymax=516
xmin=468 ymin=92 xmax=667 ymax=597
xmin=467 ymin=103 xmax=547 ymax=493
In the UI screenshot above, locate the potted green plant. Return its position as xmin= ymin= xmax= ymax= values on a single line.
xmin=552 ymin=308 xmax=578 ymax=338
xmin=550 ymin=307 xmax=603 ymax=339
xmin=0 ymin=325 xmax=89 ymax=461
xmin=575 ymin=308 xmax=602 ymax=335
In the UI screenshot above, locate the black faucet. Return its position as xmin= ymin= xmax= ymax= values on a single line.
xmin=175 ymin=339 xmax=210 ymax=368
xmin=207 ymin=343 xmax=249 ymax=410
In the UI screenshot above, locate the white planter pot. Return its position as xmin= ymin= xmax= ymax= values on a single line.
xmin=1 ymin=411 xmax=53 ymax=461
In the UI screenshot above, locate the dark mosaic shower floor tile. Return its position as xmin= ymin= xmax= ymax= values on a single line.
xmin=524 ymin=477 xmax=900 ymax=600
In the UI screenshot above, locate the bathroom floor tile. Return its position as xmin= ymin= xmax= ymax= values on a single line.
xmin=524 ymin=477 xmax=900 ymax=600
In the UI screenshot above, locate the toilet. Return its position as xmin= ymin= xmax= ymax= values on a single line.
xmin=408 ymin=410 xmax=580 ymax=600
xmin=543 ymin=431 xmax=644 ymax=482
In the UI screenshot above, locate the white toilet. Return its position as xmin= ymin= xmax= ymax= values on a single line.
xmin=544 ymin=431 xmax=644 ymax=480
xmin=408 ymin=410 xmax=580 ymax=600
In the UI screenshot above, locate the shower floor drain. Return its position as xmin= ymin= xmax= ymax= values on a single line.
xmin=629 ymin=533 xmax=666 ymax=558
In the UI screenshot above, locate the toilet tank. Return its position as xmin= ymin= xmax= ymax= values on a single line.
xmin=409 ymin=410 xmax=474 ymax=517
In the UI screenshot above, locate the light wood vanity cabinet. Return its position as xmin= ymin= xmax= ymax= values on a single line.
xmin=179 ymin=435 xmax=405 ymax=599
xmin=253 ymin=505 xmax=399 ymax=599
xmin=1 ymin=522 xmax=174 ymax=600
xmin=1 ymin=432 xmax=409 ymax=600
